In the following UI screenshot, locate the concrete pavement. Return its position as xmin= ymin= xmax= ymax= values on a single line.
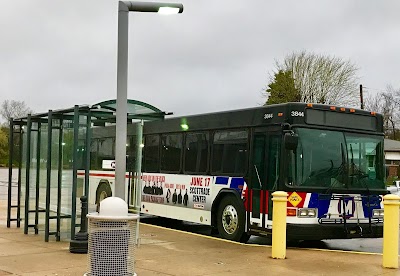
xmin=0 ymin=199 xmax=399 ymax=275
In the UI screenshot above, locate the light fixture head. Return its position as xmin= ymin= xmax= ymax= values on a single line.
xmin=158 ymin=6 xmax=180 ymax=14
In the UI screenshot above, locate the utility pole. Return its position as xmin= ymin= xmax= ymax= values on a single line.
xmin=360 ymin=84 xmax=364 ymax=110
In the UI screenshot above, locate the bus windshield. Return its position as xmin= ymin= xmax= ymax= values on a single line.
xmin=287 ymin=128 xmax=385 ymax=191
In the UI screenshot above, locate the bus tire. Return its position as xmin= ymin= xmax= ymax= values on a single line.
xmin=96 ymin=181 xmax=112 ymax=209
xmin=217 ymin=195 xmax=249 ymax=243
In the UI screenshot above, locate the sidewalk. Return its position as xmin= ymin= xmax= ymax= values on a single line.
xmin=0 ymin=200 xmax=399 ymax=275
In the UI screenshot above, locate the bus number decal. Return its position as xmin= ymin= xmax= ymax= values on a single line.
xmin=264 ymin=113 xmax=273 ymax=119
xmin=291 ymin=111 xmax=304 ymax=117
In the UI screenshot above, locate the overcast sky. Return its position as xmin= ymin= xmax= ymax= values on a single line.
xmin=0 ymin=0 xmax=399 ymax=119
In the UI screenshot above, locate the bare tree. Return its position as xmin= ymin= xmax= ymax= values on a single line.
xmin=274 ymin=51 xmax=359 ymax=105
xmin=387 ymin=85 xmax=400 ymax=108
xmin=0 ymin=100 xmax=33 ymax=122
xmin=364 ymin=85 xmax=400 ymax=139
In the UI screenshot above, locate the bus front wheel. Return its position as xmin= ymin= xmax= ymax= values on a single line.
xmin=217 ymin=195 xmax=249 ymax=243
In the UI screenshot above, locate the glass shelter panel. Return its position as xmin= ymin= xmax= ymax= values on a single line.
xmin=19 ymin=125 xmax=27 ymax=229
xmin=26 ymin=123 xmax=38 ymax=233
xmin=36 ymin=123 xmax=48 ymax=234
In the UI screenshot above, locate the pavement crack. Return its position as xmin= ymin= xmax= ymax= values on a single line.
xmin=136 ymin=266 xmax=176 ymax=276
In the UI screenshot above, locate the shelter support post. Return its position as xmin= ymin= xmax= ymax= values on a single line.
xmin=7 ymin=119 xmax=14 ymax=228
xmin=34 ymin=122 xmax=41 ymax=234
xmin=134 ymin=120 xmax=143 ymax=245
xmin=70 ymin=105 xmax=79 ymax=239
xmin=17 ymin=123 xmax=23 ymax=228
xmin=45 ymin=111 xmax=53 ymax=242
xmin=24 ymin=115 xmax=32 ymax=234
xmin=56 ymin=116 xmax=64 ymax=241
xmin=84 ymin=112 xmax=91 ymax=196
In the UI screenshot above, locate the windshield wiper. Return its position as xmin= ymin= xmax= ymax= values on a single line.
xmin=337 ymin=142 xmax=348 ymax=186
xmin=349 ymin=144 xmax=370 ymax=193
xmin=324 ymin=142 xmax=347 ymax=194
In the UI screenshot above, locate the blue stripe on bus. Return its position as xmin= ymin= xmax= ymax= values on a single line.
xmin=308 ymin=193 xmax=330 ymax=218
xmin=230 ymin=178 xmax=244 ymax=191
xmin=215 ymin=177 xmax=229 ymax=185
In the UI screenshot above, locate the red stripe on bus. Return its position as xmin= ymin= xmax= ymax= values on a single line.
xmin=77 ymin=172 xmax=132 ymax=178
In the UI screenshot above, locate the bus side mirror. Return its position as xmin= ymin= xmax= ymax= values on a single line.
xmin=284 ymin=132 xmax=298 ymax=150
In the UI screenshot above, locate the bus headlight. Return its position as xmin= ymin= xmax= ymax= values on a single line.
xmin=372 ymin=209 xmax=384 ymax=218
xmin=297 ymin=208 xmax=317 ymax=218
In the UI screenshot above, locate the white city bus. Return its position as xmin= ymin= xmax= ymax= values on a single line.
xmin=79 ymin=102 xmax=386 ymax=242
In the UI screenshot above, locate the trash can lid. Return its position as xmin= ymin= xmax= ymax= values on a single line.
xmin=99 ymin=197 xmax=128 ymax=216
xmin=87 ymin=197 xmax=139 ymax=220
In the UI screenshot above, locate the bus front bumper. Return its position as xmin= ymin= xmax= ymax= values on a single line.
xmin=286 ymin=222 xmax=383 ymax=240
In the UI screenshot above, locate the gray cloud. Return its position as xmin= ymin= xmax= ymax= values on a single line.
xmin=0 ymin=0 xmax=399 ymax=119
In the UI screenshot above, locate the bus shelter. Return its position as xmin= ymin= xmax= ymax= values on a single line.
xmin=6 ymin=99 xmax=167 ymax=241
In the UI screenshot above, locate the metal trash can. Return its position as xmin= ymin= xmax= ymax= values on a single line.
xmin=85 ymin=197 xmax=139 ymax=276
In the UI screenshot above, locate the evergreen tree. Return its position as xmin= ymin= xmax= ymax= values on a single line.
xmin=0 ymin=126 xmax=8 ymax=166
xmin=265 ymin=70 xmax=300 ymax=105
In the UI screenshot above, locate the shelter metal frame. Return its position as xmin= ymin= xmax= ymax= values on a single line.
xmin=7 ymin=99 xmax=167 ymax=241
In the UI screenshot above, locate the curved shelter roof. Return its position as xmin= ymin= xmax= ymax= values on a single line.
xmin=90 ymin=99 xmax=169 ymax=124
xmin=91 ymin=99 xmax=167 ymax=119
xmin=12 ymin=99 xmax=169 ymax=124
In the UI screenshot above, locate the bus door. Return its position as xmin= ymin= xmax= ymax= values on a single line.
xmin=248 ymin=127 xmax=281 ymax=231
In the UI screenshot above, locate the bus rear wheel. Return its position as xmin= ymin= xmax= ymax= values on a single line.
xmin=96 ymin=181 xmax=112 ymax=210
xmin=217 ymin=195 xmax=249 ymax=243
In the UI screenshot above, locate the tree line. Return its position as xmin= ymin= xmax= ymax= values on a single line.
xmin=364 ymin=86 xmax=400 ymax=140
xmin=0 ymin=100 xmax=32 ymax=166
xmin=264 ymin=50 xmax=399 ymax=140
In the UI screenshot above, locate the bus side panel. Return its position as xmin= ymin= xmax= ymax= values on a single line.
xmin=141 ymin=173 xmax=245 ymax=225
xmin=142 ymin=202 xmax=212 ymax=225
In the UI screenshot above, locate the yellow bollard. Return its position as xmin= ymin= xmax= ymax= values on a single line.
xmin=272 ymin=191 xmax=288 ymax=259
xmin=382 ymin=194 xmax=400 ymax=269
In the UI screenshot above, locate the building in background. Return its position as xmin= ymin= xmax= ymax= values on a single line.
xmin=384 ymin=139 xmax=400 ymax=178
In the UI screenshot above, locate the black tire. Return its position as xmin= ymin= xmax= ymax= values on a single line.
xmin=96 ymin=181 xmax=112 ymax=206
xmin=217 ymin=195 xmax=249 ymax=243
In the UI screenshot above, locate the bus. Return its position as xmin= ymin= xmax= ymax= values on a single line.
xmin=82 ymin=102 xmax=386 ymax=242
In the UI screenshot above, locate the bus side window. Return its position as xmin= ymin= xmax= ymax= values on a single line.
xmin=77 ymin=139 xmax=86 ymax=170
xmin=144 ymin=134 xmax=160 ymax=172
xmin=97 ymin=137 xmax=114 ymax=169
xmin=184 ymin=132 xmax=209 ymax=174
xmin=161 ymin=133 xmax=183 ymax=173
xmin=90 ymin=139 xmax=100 ymax=170
xmin=126 ymin=135 xmax=137 ymax=170
xmin=212 ymin=130 xmax=248 ymax=176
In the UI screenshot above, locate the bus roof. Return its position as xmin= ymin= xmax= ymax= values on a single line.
xmin=90 ymin=102 xmax=383 ymax=137
xmin=142 ymin=102 xmax=383 ymax=134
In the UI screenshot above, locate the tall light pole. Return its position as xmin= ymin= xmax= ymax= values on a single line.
xmin=115 ymin=1 xmax=184 ymax=200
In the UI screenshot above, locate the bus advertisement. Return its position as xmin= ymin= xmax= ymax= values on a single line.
xmin=79 ymin=102 xmax=386 ymax=242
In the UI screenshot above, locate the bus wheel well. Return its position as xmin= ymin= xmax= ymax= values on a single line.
xmin=211 ymin=190 xmax=242 ymax=229
xmin=95 ymin=180 xmax=112 ymax=205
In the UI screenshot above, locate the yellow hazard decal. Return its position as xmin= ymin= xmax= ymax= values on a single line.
xmin=288 ymin=192 xmax=302 ymax=207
